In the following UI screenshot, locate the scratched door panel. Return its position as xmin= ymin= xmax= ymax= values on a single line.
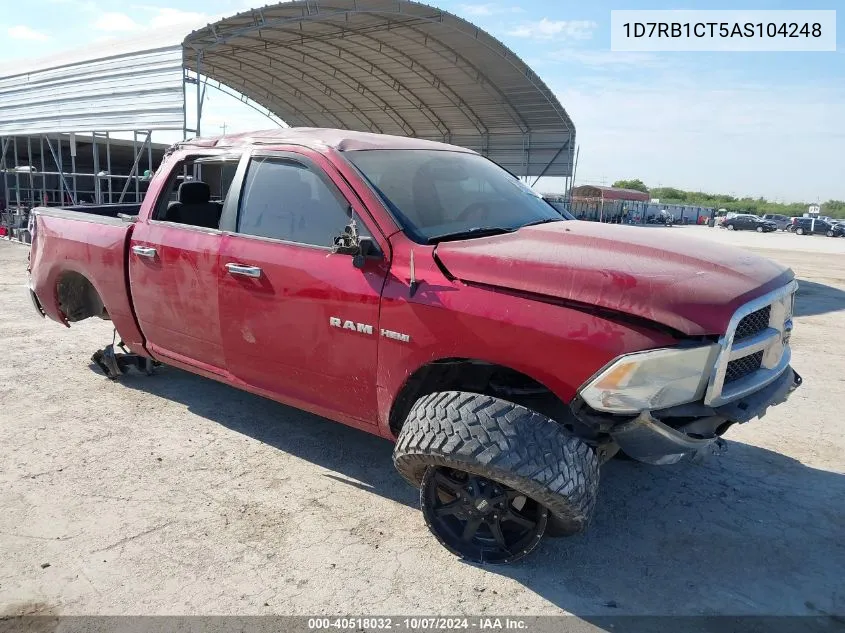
xmin=130 ymin=221 xmax=224 ymax=369
xmin=218 ymin=233 xmax=385 ymax=424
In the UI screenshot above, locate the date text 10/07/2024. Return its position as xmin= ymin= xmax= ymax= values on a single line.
xmin=307 ymin=617 xmax=529 ymax=630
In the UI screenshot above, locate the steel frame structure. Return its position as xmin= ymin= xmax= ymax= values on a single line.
xmin=3 ymin=0 xmax=576 ymax=236
xmin=0 ymin=132 xmax=158 ymax=209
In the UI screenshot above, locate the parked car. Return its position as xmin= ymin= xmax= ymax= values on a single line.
xmin=646 ymin=209 xmax=674 ymax=225
xmin=761 ymin=213 xmax=792 ymax=231
xmin=723 ymin=214 xmax=777 ymax=232
xmin=27 ymin=129 xmax=802 ymax=564
xmin=790 ymin=217 xmax=844 ymax=237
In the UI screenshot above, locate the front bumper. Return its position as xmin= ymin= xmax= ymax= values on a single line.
xmin=608 ymin=366 xmax=801 ymax=465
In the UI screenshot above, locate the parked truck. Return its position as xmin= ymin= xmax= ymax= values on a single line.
xmin=27 ymin=129 xmax=801 ymax=563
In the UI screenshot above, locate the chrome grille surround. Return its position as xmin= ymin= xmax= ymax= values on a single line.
xmin=703 ymin=280 xmax=798 ymax=407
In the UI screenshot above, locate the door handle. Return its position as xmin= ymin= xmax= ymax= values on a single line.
xmin=225 ymin=263 xmax=262 ymax=278
xmin=132 ymin=245 xmax=157 ymax=258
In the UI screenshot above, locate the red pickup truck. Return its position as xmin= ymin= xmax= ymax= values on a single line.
xmin=28 ymin=129 xmax=801 ymax=564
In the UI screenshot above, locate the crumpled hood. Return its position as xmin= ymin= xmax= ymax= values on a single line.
xmin=434 ymin=222 xmax=793 ymax=335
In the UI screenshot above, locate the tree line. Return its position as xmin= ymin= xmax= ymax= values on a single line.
xmin=611 ymin=179 xmax=845 ymax=219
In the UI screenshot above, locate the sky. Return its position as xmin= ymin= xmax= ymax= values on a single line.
xmin=3 ymin=0 xmax=844 ymax=202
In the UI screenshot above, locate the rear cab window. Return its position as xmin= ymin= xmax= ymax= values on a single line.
xmin=152 ymin=154 xmax=241 ymax=230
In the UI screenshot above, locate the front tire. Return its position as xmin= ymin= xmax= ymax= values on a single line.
xmin=393 ymin=392 xmax=600 ymax=563
xmin=827 ymin=230 xmax=834 ymax=237
xmin=757 ymin=226 xmax=764 ymax=232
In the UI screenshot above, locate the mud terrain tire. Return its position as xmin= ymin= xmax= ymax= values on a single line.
xmin=393 ymin=391 xmax=600 ymax=538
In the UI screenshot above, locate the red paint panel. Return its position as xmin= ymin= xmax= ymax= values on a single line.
xmin=218 ymin=234 xmax=386 ymax=425
xmin=129 ymin=222 xmax=225 ymax=369
xmin=29 ymin=214 xmax=145 ymax=353
xmin=436 ymin=221 xmax=793 ymax=335
xmin=374 ymin=234 xmax=677 ymax=436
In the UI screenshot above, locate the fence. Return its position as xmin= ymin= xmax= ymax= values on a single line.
xmin=550 ymin=198 xmax=715 ymax=225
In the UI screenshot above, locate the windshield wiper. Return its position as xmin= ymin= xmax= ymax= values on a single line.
xmin=522 ymin=217 xmax=563 ymax=228
xmin=426 ymin=226 xmax=518 ymax=244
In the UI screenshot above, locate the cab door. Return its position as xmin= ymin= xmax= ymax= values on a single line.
xmin=217 ymin=149 xmax=389 ymax=426
xmin=129 ymin=153 xmax=240 ymax=372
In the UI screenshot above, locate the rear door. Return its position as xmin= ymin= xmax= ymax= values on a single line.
xmin=217 ymin=149 xmax=389 ymax=425
xmin=129 ymin=153 xmax=241 ymax=371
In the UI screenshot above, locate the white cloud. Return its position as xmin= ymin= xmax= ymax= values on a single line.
xmin=91 ymin=8 xmax=210 ymax=33
xmin=92 ymin=12 xmax=140 ymax=32
xmin=508 ymin=19 xmax=597 ymax=41
xmin=458 ymin=4 xmax=523 ymax=17
xmin=7 ymin=25 xmax=50 ymax=41
xmin=149 ymin=8 xmax=209 ymax=29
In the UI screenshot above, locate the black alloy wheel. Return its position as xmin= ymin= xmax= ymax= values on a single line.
xmin=420 ymin=467 xmax=548 ymax=564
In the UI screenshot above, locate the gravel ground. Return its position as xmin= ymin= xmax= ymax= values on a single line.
xmin=0 ymin=229 xmax=843 ymax=621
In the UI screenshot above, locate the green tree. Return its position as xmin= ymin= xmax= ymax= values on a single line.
xmin=612 ymin=179 xmax=649 ymax=194
xmin=607 ymin=182 xmax=845 ymax=219
xmin=821 ymin=200 xmax=845 ymax=217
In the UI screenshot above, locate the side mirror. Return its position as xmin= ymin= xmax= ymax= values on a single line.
xmin=352 ymin=237 xmax=379 ymax=269
xmin=332 ymin=224 xmax=380 ymax=268
xmin=333 ymin=235 xmax=360 ymax=256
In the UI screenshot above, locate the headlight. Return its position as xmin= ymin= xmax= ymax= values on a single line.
xmin=578 ymin=345 xmax=719 ymax=414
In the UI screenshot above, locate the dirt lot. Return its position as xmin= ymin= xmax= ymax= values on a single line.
xmin=1 ymin=227 xmax=844 ymax=622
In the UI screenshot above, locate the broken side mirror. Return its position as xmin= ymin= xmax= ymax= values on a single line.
xmin=333 ymin=220 xmax=380 ymax=269
xmin=352 ymin=237 xmax=379 ymax=269
xmin=333 ymin=220 xmax=361 ymax=255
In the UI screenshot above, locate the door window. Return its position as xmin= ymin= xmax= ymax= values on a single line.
xmin=237 ymin=157 xmax=357 ymax=247
xmin=152 ymin=156 xmax=239 ymax=229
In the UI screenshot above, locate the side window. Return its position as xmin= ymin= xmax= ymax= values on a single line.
xmin=237 ymin=157 xmax=362 ymax=247
xmin=152 ymin=155 xmax=238 ymax=229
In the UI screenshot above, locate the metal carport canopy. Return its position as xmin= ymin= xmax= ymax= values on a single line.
xmin=184 ymin=0 xmax=575 ymax=178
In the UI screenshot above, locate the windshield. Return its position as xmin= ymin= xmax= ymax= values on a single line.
xmin=344 ymin=149 xmax=573 ymax=243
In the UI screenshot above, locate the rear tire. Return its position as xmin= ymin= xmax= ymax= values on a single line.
xmin=727 ymin=224 xmax=735 ymax=230
xmin=796 ymin=227 xmax=805 ymax=235
xmin=393 ymin=392 xmax=599 ymax=562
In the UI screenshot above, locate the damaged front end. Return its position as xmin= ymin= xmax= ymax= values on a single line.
xmin=605 ymin=367 xmax=801 ymax=465
xmin=572 ymin=282 xmax=801 ymax=465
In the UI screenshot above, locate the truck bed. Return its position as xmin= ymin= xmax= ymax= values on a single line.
xmin=28 ymin=205 xmax=145 ymax=352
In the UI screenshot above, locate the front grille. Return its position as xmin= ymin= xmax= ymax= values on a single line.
xmin=705 ymin=282 xmax=796 ymax=406
xmin=724 ymin=351 xmax=764 ymax=384
xmin=735 ymin=306 xmax=771 ymax=340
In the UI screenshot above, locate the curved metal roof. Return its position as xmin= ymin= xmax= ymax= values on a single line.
xmin=571 ymin=185 xmax=651 ymax=202
xmin=183 ymin=0 xmax=575 ymax=177
xmin=0 ymin=28 xmax=186 ymax=136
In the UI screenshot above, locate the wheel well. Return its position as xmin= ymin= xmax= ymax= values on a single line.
xmin=56 ymin=272 xmax=108 ymax=322
xmin=389 ymin=359 xmax=583 ymax=438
